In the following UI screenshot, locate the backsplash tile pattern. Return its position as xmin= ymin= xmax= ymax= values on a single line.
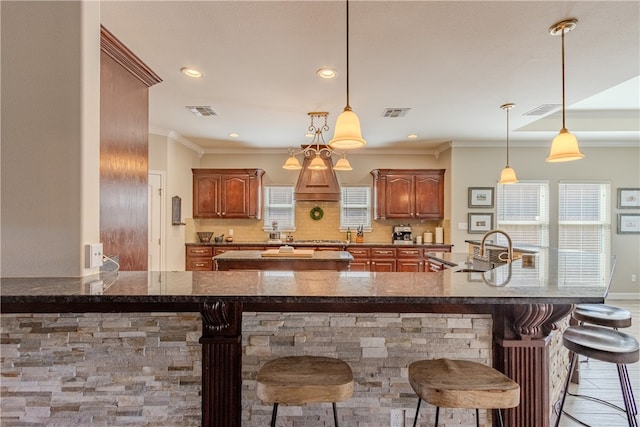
xmin=188 ymin=201 xmax=448 ymax=245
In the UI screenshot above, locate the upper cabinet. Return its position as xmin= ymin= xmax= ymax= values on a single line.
xmin=192 ymin=169 xmax=264 ymax=219
xmin=371 ymin=169 xmax=445 ymax=220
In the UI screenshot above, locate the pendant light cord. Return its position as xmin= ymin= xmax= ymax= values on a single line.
xmin=506 ymin=107 xmax=510 ymax=165
xmin=345 ymin=0 xmax=351 ymax=111
xmin=561 ymin=28 xmax=566 ymax=129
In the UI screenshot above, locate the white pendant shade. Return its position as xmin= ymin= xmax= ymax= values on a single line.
xmin=329 ymin=109 xmax=366 ymax=150
xmin=499 ymin=166 xmax=518 ymax=184
xmin=546 ymin=128 xmax=584 ymax=162
xmin=308 ymin=155 xmax=328 ymax=170
xmin=333 ymin=156 xmax=353 ymax=171
xmin=282 ymin=156 xmax=302 ymax=170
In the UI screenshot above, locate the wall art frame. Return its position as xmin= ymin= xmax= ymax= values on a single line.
xmin=468 ymin=212 xmax=494 ymax=234
xmin=617 ymin=188 xmax=640 ymax=208
xmin=468 ymin=187 xmax=494 ymax=208
xmin=618 ymin=213 xmax=640 ymax=234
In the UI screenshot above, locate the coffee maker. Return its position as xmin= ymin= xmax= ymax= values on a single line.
xmin=392 ymin=224 xmax=413 ymax=245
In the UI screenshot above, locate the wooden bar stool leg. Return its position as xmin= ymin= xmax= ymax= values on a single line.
xmin=412 ymin=398 xmax=422 ymax=427
xmin=270 ymin=403 xmax=279 ymax=427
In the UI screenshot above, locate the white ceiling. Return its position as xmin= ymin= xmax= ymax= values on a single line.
xmin=100 ymin=1 xmax=640 ymax=154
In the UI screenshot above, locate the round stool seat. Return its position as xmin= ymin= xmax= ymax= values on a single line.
xmin=408 ymin=358 xmax=520 ymax=410
xmin=256 ymin=356 xmax=354 ymax=406
xmin=563 ymin=325 xmax=639 ymax=365
xmin=573 ymin=304 xmax=632 ymax=329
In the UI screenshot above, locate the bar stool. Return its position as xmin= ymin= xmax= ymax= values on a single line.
xmin=571 ymin=303 xmax=636 ymax=416
xmin=256 ymin=355 xmax=354 ymax=427
xmin=555 ymin=325 xmax=639 ymax=427
xmin=408 ymin=358 xmax=520 ymax=427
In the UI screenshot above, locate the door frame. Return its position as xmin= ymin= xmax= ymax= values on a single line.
xmin=148 ymin=170 xmax=166 ymax=272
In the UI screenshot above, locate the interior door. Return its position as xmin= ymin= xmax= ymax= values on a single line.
xmin=148 ymin=171 xmax=164 ymax=271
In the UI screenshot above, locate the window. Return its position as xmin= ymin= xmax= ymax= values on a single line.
xmin=558 ymin=181 xmax=611 ymax=285
xmin=340 ymin=187 xmax=371 ymax=231
xmin=263 ymin=186 xmax=295 ymax=231
xmin=496 ymin=181 xmax=549 ymax=246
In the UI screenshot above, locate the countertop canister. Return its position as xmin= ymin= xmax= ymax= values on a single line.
xmin=424 ymin=232 xmax=433 ymax=243
xmin=435 ymin=227 xmax=444 ymax=244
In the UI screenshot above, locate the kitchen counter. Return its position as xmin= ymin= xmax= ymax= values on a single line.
xmin=0 ymin=249 xmax=615 ymax=427
xmin=187 ymin=240 xmax=454 ymax=249
xmin=213 ymin=249 xmax=354 ymax=271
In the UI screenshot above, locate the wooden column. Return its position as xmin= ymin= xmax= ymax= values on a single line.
xmin=200 ymin=301 xmax=243 ymax=427
xmin=493 ymin=304 xmax=573 ymax=427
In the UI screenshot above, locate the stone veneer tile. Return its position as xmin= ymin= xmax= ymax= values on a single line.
xmin=2 ymin=310 xmax=569 ymax=426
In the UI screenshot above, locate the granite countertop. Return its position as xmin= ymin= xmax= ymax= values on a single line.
xmin=213 ymin=250 xmax=354 ymax=261
xmin=1 ymin=250 xmax=613 ymax=312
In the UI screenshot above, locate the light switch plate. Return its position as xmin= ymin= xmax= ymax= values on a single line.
xmin=86 ymin=243 xmax=104 ymax=268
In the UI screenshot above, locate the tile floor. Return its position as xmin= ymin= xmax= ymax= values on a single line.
xmin=558 ymin=299 xmax=639 ymax=427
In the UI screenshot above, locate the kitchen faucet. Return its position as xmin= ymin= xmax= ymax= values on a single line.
xmin=479 ymin=229 xmax=513 ymax=263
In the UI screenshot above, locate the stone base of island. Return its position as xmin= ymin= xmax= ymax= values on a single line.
xmin=0 ymin=250 xmax=613 ymax=426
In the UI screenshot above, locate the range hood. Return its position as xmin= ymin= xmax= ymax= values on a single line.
xmin=294 ymin=153 xmax=341 ymax=202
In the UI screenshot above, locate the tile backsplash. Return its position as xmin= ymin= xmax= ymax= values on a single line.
xmin=186 ymin=201 xmax=448 ymax=244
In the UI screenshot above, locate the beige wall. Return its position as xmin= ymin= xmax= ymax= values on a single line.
xmin=450 ymin=143 xmax=640 ymax=296
xmin=1 ymin=1 xmax=102 ymax=277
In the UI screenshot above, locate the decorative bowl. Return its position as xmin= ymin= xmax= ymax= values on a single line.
xmin=197 ymin=232 xmax=214 ymax=243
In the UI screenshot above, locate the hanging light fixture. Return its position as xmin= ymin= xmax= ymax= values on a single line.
xmin=546 ymin=18 xmax=584 ymax=162
xmin=282 ymin=112 xmax=352 ymax=171
xmin=499 ymin=103 xmax=518 ymax=184
xmin=328 ymin=0 xmax=366 ymax=150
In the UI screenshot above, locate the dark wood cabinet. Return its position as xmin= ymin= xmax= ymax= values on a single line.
xmin=346 ymin=247 xmax=370 ymax=271
xmin=396 ymin=247 xmax=424 ymax=272
xmin=371 ymin=169 xmax=445 ymax=220
xmin=185 ymin=246 xmax=214 ymax=271
xmin=192 ymin=169 xmax=264 ymax=219
xmin=370 ymin=247 xmax=396 ymax=272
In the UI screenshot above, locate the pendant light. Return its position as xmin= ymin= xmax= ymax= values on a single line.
xmin=546 ymin=18 xmax=584 ymax=162
xmin=499 ymin=103 xmax=518 ymax=184
xmin=329 ymin=0 xmax=366 ymax=150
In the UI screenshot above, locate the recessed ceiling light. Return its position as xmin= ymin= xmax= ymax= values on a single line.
xmin=316 ymin=68 xmax=336 ymax=79
xmin=228 ymin=133 xmax=239 ymax=138
xmin=407 ymin=134 xmax=419 ymax=139
xmin=181 ymin=67 xmax=202 ymax=78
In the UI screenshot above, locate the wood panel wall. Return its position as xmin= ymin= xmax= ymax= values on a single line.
xmin=100 ymin=26 xmax=161 ymax=271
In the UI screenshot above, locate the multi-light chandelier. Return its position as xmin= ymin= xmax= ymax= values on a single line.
xmin=282 ymin=112 xmax=352 ymax=171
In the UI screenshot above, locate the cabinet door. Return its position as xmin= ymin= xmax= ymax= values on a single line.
xmin=397 ymin=259 xmax=423 ymax=272
xmin=193 ymin=174 xmax=221 ymax=218
xmin=414 ymin=172 xmax=444 ymax=219
xmin=220 ymin=175 xmax=250 ymax=218
xmin=349 ymin=260 xmax=370 ymax=271
xmin=347 ymin=248 xmax=371 ymax=271
xmin=185 ymin=246 xmax=214 ymax=271
xmin=371 ymin=259 xmax=396 ymax=272
xmin=384 ymin=175 xmax=414 ymax=218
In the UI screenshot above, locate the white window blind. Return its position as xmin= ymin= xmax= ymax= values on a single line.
xmin=558 ymin=182 xmax=611 ymax=285
xmin=496 ymin=181 xmax=549 ymax=247
xmin=263 ymin=186 xmax=295 ymax=231
xmin=340 ymin=187 xmax=371 ymax=230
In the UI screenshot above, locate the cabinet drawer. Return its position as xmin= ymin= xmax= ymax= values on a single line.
xmin=397 ymin=248 xmax=422 ymax=258
xmin=371 ymin=248 xmax=396 ymax=258
xmin=214 ymin=247 xmax=237 ymax=255
xmin=347 ymin=248 xmax=370 ymax=258
xmin=187 ymin=246 xmax=213 ymax=257
xmin=187 ymin=257 xmax=213 ymax=271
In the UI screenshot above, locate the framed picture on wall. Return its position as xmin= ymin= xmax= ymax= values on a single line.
xmin=468 ymin=213 xmax=494 ymax=234
xmin=617 ymin=188 xmax=640 ymax=208
xmin=618 ymin=214 xmax=640 ymax=234
xmin=468 ymin=187 xmax=494 ymax=208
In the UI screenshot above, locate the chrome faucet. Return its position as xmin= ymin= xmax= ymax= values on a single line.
xmin=479 ymin=229 xmax=513 ymax=263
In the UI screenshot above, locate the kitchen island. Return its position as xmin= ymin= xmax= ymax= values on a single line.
xmin=1 ymin=249 xmax=614 ymax=427
xmin=213 ymin=249 xmax=354 ymax=271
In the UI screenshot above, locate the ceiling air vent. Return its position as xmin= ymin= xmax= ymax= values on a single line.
xmin=382 ymin=108 xmax=411 ymax=118
xmin=523 ymin=104 xmax=561 ymax=116
xmin=186 ymin=106 xmax=217 ymax=117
